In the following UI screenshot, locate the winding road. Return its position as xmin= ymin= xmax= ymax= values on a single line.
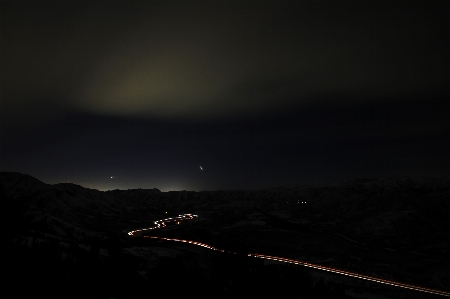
xmin=127 ymin=214 xmax=450 ymax=297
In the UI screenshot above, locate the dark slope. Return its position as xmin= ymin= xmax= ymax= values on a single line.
xmin=1 ymin=172 xmax=449 ymax=298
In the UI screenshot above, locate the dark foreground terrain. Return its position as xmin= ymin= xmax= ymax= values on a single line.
xmin=1 ymin=172 xmax=449 ymax=298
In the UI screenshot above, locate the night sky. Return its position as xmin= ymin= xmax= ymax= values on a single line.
xmin=1 ymin=1 xmax=449 ymax=191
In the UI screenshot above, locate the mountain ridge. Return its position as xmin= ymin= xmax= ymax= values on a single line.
xmin=1 ymin=171 xmax=449 ymax=298
xmin=2 ymin=171 xmax=449 ymax=194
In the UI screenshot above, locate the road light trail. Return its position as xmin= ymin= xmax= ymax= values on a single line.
xmin=127 ymin=214 xmax=450 ymax=297
xmin=127 ymin=214 xmax=197 ymax=236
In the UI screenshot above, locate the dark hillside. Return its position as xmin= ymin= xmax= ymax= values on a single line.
xmin=1 ymin=172 xmax=449 ymax=298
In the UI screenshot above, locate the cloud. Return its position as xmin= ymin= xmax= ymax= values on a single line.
xmin=1 ymin=1 xmax=448 ymax=127
xmin=71 ymin=2 xmax=450 ymax=120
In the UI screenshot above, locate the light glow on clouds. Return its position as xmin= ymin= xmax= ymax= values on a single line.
xmin=69 ymin=2 xmax=447 ymax=121
xmin=1 ymin=1 xmax=448 ymax=127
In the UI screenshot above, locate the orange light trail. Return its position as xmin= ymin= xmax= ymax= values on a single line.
xmin=127 ymin=214 xmax=450 ymax=297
